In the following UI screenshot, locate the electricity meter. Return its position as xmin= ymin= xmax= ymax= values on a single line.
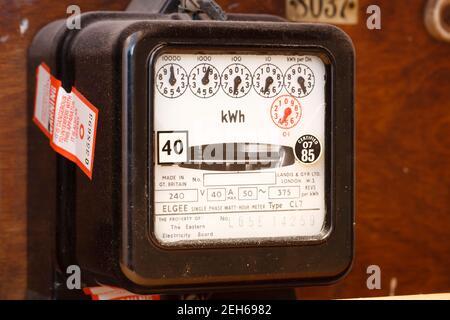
xmin=27 ymin=0 xmax=354 ymax=298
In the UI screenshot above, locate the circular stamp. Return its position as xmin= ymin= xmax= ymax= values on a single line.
xmin=270 ymin=95 xmax=302 ymax=130
xmin=295 ymin=135 xmax=322 ymax=164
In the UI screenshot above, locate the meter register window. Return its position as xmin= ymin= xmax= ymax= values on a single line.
xmin=152 ymin=50 xmax=328 ymax=246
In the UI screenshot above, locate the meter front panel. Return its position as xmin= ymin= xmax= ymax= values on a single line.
xmin=152 ymin=48 xmax=330 ymax=247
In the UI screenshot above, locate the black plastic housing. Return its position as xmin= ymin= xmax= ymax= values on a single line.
xmin=27 ymin=12 xmax=354 ymax=297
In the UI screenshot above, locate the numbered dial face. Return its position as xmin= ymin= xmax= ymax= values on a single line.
xmin=156 ymin=63 xmax=188 ymax=98
xmin=189 ymin=63 xmax=220 ymax=98
xmin=270 ymin=95 xmax=302 ymax=130
xmin=253 ymin=64 xmax=284 ymax=98
xmin=284 ymin=64 xmax=315 ymax=98
xmin=152 ymin=52 xmax=327 ymax=247
xmin=221 ymin=63 xmax=252 ymax=98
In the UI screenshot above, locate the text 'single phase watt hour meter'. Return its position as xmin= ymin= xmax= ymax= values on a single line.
xmin=27 ymin=0 xmax=354 ymax=298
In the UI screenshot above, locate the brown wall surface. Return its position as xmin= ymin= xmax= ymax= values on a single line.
xmin=0 ymin=0 xmax=449 ymax=299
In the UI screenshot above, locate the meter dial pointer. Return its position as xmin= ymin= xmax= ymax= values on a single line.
xmin=169 ymin=65 xmax=177 ymax=86
xmin=233 ymin=76 xmax=242 ymax=95
xmin=222 ymin=64 xmax=251 ymax=98
xmin=298 ymin=76 xmax=307 ymax=94
xmin=201 ymin=66 xmax=211 ymax=85
xmin=279 ymin=107 xmax=292 ymax=125
xmin=263 ymin=76 xmax=274 ymax=94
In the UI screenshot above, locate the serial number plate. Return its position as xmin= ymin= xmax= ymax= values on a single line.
xmin=152 ymin=50 xmax=328 ymax=246
xmin=286 ymin=0 xmax=358 ymax=25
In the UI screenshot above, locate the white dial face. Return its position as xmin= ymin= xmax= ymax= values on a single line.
xmin=284 ymin=64 xmax=315 ymax=98
xmin=221 ymin=63 xmax=252 ymax=98
xmin=153 ymin=51 xmax=327 ymax=246
xmin=156 ymin=63 xmax=188 ymax=98
xmin=253 ymin=63 xmax=284 ymax=98
xmin=189 ymin=63 xmax=220 ymax=98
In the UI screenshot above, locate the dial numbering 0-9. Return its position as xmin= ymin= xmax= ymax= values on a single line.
xmin=270 ymin=95 xmax=302 ymax=130
xmin=253 ymin=63 xmax=284 ymax=98
xmin=284 ymin=64 xmax=315 ymax=98
xmin=189 ymin=63 xmax=220 ymax=98
xmin=156 ymin=63 xmax=188 ymax=98
xmin=221 ymin=63 xmax=252 ymax=98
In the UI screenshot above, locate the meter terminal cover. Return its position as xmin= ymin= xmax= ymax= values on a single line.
xmin=28 ymin=12 xmax=354 ymax=296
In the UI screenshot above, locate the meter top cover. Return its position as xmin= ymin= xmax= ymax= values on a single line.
xmin=28 ymin=10 xmax=354 ymax=294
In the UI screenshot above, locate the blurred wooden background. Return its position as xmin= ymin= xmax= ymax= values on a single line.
xmin=0 ymin=0 xmax=449 ymax=299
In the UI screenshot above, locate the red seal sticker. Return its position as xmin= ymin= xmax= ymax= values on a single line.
xmin=33 ymin=62 xmax=99 ymax=179
xmin=270 ymin=95 xmax=302 ymax=129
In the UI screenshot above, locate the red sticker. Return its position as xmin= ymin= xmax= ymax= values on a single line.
xmin=33 ymin=63 xmax=61 ymax=137
xmin=33 ymin=62 xmax=98 ymax=179
xmin=83 ymin=286 xmax=160 ymax=301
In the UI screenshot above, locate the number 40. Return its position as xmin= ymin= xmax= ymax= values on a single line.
xmin=162 ymin=139 xmax=184 ymax=155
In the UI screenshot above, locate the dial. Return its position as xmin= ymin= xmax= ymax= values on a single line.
xmin=284 ymin=64 xmax=315 ymax=98
xmin=253 ymin=64 xmax=284 ymax=98
xmin=270 ymin=95 xmax=302 ymax=130
xmin=156 ymin=63 xmax=188 ymax=98
xmin=189 ymin=63 xmax=220 ymax=98
xmin=221 ymin=63 xmax=252 ymax=98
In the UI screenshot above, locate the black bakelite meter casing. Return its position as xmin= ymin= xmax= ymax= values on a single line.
xmin=27 ymin=9 xmax=354 ymax=297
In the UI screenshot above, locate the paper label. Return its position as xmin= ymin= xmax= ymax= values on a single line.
xmin=33 ymin=63 xmax=60 ymax=137
xmin=83 ymin=286 xmax=160 ymax=300
xmin=50 ymin=87 xmax=98 ymax=178
xmin=33 ymin=62 xmax=98 ymax=179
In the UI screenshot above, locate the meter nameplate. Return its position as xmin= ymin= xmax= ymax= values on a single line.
xmin=152 ymin=51 xmax=327 ymax=246
xmin=286 ymin=0 xmax=359 ymax=25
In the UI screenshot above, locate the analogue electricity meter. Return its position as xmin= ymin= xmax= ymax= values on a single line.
xmin=27 ymin=0 xmax=354 ymax=298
